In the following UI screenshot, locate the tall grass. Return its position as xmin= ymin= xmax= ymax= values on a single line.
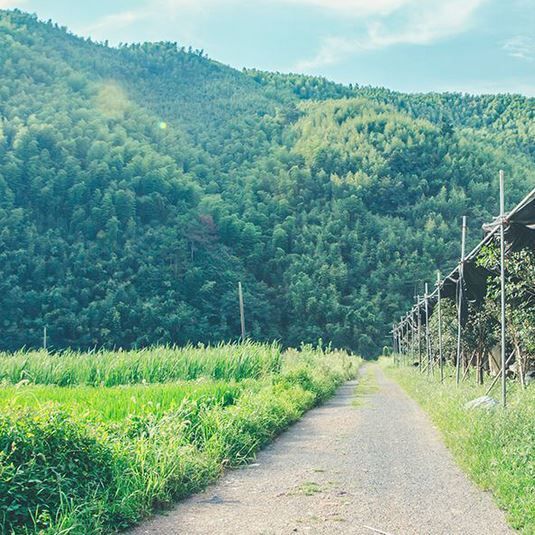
xmin=385 ymin=360 xmax=534 ymax=534
xmin=0 ymin=344 xmax=360 ymax=534
xmin=0 ymin=341 xmax=281 ymax=386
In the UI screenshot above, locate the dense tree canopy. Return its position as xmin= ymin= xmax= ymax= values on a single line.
xmin=0 ymin=9 xmax=533 ymax=356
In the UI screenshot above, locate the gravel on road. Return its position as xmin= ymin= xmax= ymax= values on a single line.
xmin=129 ymin=364 xmax=512 ymax=535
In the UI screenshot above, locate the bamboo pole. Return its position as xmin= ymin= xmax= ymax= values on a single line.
xmin=456 ymin=216 xmax=467 ymax=385
xmin=417 ymin=296 xmax=422 ymax=372
xmin=411 ymin=311 xmax=417 ymax=362
xmin=398 ymin=320 xmax=401 ymax=356
xmin=401 ymin=317 xmax=407 ymax=365
xmin=398 ymin=326 xmax=402 ymax=364
xmin=437 ymin=271 xmax=444 ymax=383
xmin=425 ymin=283 xmax=431 ymax=377
xmin=400 ymin=316 xmax=405 ymax=360
xmin=499 ymin=170 xmax=507 ymax=408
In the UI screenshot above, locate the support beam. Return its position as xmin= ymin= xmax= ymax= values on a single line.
xmin=499 ymin=170 xmax=507 ymax=408
xmin=486 ymin=350 xmax=515 ymax=397
xmin=424 ymin=283 xmax=431 ymax=376
xmin=456 ymin=216 xmax=467 ymax=385
xmin=437 ymin=271 xmax=444 ymax=383
xmin=417 ymin=296 xmax=422 ymax=372
xmin=411 ymin=310 xmax=416 ymax=362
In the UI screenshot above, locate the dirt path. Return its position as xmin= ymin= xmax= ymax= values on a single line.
xmin=130 ymin=365 xmax=512 ymax=535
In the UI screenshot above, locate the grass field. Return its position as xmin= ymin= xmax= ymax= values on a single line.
xmin=385 ymin=360 xmax=535 ymax=534
xmin=0 ymin=343 xmax=359 ymax=534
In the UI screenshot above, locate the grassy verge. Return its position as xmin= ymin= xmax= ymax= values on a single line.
xmin=384 ymin=360 xmax=534 ymax=534
xmin=0 ymin=344 xmax=360 ymax=534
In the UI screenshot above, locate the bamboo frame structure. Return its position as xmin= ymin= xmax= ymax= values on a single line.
xmin=391 ymin=175 xmax=535 ymax=402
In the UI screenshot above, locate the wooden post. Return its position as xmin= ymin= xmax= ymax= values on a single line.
xmin=43 ymin=325 xmax=47 ymax=350
xmin=424 ymin=283 xmax=431 ymax=376
xmin=238 ymin=282 xmax=246 ymax=340
xmin=456 ymin=216 xmax=467 ymax=385
xmin=499 ymin=170 xmax=507 ymax=408
xmin=437 ymin=271 xmax=444 ymax=383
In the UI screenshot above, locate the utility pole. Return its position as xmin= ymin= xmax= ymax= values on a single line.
xmin=499 ymin=170 xmax=507 ymax=408
xmin=456 ymin=216 xmax=467 ymax=385
xmin=238 ymin=282 xmax=246 ymax=340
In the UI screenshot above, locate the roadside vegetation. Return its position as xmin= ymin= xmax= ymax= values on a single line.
xmin=384 ymin=360 xmax=534 ymax=533
xmin=0 ymin=343 xmax=359 ymax=534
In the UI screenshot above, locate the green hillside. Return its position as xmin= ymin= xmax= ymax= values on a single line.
xmin=0 ymin=9 xmax=534 ymax=356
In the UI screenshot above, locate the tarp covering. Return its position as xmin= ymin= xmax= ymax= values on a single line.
xmin=397 ymin=187 xmax=535 ymax=332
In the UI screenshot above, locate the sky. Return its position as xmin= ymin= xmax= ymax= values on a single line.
xmin=1 ymin=0 xmax=535 ymax=95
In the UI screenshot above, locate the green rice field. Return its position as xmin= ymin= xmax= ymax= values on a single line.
xmin=0 ymin=342 xmax=359 ymax=534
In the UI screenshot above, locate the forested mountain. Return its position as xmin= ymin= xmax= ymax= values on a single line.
xmin=1 ymin=9 xmax=533 ymax=356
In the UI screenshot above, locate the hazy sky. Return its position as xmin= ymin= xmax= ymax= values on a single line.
xmin=2 ymin=0 xmax=535 ymax=95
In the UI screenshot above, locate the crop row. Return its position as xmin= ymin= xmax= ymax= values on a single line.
xmin=0 ymin=342 xmax=281 ymax=386
xmin=0 ymin=345 xmax=359 ymax=534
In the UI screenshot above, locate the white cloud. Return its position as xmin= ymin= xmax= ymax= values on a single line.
xmin=82 ymin=0 xmax=489 ymax=70
xmin=296 ymin=0 xmax=487 ymax=71
xmin=82 ymin=0 xmax=456 ymax=43
xmin=87 ymin=10 xmax=145 ymax=34
xmin=282 ymin=0 xmax=413 ymax=17
xmin=0 ymin=0 xmax=26 ymax=7
xmin=503 ymin=36 xmax=535 ymax=62
xmin=83 ymin=0 xmax=218 ymax=42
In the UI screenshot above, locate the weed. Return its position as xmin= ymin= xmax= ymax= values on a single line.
xmin=293 ymin=482 xmax=323 ymax=496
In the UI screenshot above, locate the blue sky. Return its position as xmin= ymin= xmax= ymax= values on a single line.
xmin=2 ymin=0 xmax=535 ymax=95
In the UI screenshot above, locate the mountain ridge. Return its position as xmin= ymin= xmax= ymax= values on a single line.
xmin=0 ymin=9 xmax=533 ymax=356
